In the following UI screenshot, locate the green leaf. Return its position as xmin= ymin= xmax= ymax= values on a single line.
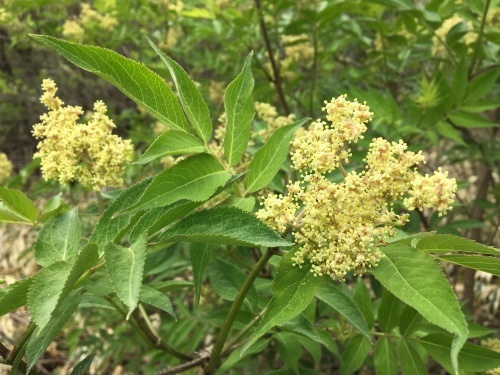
xmin=448 ymin=111 xmax=498 ymax=128
xmin=245 ymin=118 xmax=309 ymax=192
xmin=315 ymin=283 xmax=371 ymax=341
xmin=222 ymin=197 xmax=255 ymax=212
xmin=464 ymin=67 xmax=500 ymax=102
xmin=123 ymin=154 xmax=231 ymax=214
xmin=104 ymin=234 xmax=147 ymax=319
xmin=372 ymin=244 xmax=468 ymax=373
xmin=279 ymin=314 xmax=325 ymax=345
xmin=27 ymin=290 xmax=81 ymax=373
xmin=436 ymin=122 xmax=465 ymax=144
xmin=34 ymin=207 xmax=81 ymax=267
xmin=399 ymin=305 xmax=424 ymax=337
xmin=216 ymin=339 xmax=270 ymax=375
xmin=90 ymin=177 xmax=152 ymax=253
xmin=139 ymin=285 xmax=176 ymax=318
xmin=30 ymin=35 xmax=189 ymax=132
xmin=436 ymin=254 xmax=500 ymax=276
xmin=399 ymin=233 xmax=500 ymax=255
xmin=208 ymin=257 xmax=258 ymax=308
xmin=190 ymin=242 xmax=217 ymax=309
xmin=0 ymin=186 xmax=39 ymax=222
xmin=378 ymin=289 xmax=403 ymax=333
xmin=148 ymin=39 xmax=213 ymax=143
xmin=156 ymin=206 xmax=292 ymax=247
xmin=70 ymin=355 xmax=94 ymax=375
xmin=0 ymin=277 xmax=32 ymax=316
xmin=135 ymin=130 xmax=206 ymax=164
xmin=224 ymin=52 xmax=254 ymax=166
xmin=241 ymin=249 xmax=324 ymax=355
xmin=275 ymin=332 xmax=302 ymax=374
xmin=399 ymin=341 xmax=429 ymax=375
xmin=451 ymin=58 xmax=467 ymax=105
xmin=0 ymin=202 xmax=34 ymax=224
xmin=353 ymin=278 xmax=374 ymax=330
xmin=28 ymin=244 xmax=99 ymax=328
xmin=340 ymin=335 xmax=372 ymax=375
xmin=420 ymin=334 xmax=500 ymax=373
xmin=460 ymin=100 xmax=499 ymax=113
xmin=374 ymin=337 xmax=398 ymax=375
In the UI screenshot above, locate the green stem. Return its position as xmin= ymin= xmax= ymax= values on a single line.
xmin=6 ymin=321 xmax=36 ymax=372
xmin=204 ymin=248 xmax=275 ymax=374
xmin=469 ymin=0 xmax=491 ymax=77
xmin=309 ymin=25 xmax=319 ymax=117
xmin=222 ymin=309 xmax=266 ymax=356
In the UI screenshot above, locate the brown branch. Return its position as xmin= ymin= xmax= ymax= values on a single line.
xmin=254 ymin=0 xmax=290 ymax=115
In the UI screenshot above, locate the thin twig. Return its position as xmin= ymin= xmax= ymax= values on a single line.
xmin=469 ymin=0 xmax=492 ymax=77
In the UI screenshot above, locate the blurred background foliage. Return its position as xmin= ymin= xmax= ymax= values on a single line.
xmin=0 ymin=0 xmax=499 ymax=373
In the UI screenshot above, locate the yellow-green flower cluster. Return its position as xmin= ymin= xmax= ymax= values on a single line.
xmin=0 ymin=152 xmax=13 ymax=181
xmin=257 ymin=95 xmax=457 ymax=280
xmin=32 ymin=79 xmax=133 ymax=191
xmin=254 ymin=102 xmax=296 ymax=141
xmin=291 ymin=95 xmax=372 ymax=174
xmin=62 ymin=3 xmax=118 ymax=42
xmin=432 ymin=15 xmax=477 ymax=56
xmin=482 ymin=338 xmax=500 ymax=375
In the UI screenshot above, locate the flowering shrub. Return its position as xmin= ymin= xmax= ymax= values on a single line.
xmin=0 ymin=1 xmax=499 ymax=374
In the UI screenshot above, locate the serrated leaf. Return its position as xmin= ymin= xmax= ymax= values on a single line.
xmin=34 ymin=207 xmax=81 ymax=267
xmin=30 ymin=35 xmax=189 ymax=132
xmin=27 ymin=290 xmax=81 ymax=373
xmin=208 ymin=257 xmax=258 ymax=309
xmin=372 ymin=244 xmax=468 ymax=373
xmin=374 ymin=337 xmax=398 ymax=375
xmin=156 ymin=206 xmax=292 ymax=247
xmin=139 ymin=285 xmax=176 ymax=318
xmin=90 ymin=177 xmax=152 ymax=254
xmin=420 ymin=334 xmax=500 ymax=373
xmin=279 ymin=314 xmax=325 ymax=345
xmin=399 ymin=341 xmax=429 ymax=375
xmin=28 ymin=244 xmax=98 ymax=328
xmin=136 ymin=130 xmax=206 ymax=164
xmin=399 ymin=305 xmax=424 ymax=337
xmin=464 ymin=67 xmax=500 ymax=102
xmin=449 ymin=111 xmax=498 ymax=128
xmin=398 ymin=233 xmax=500 ymax=255
xmin=222 ymin=197 xmax=255 ymax=212
xmin=224 ymin=52 xmax=254 ymax=166
xmin=104 ymin=234 xmax=147 ymax=319
xmin=436 ymin=254 xmax=500 ymax=277
xmin=436 ymin=122 xmax=465 ymax=144
xmin=353 ymin=278 xmax=374 ymax=330
xmin=148 ymin=40 xmax=212 ymax=143
xmin=340 ymin=335 xmax=372 ymax=375
xmin=0 ymin=277 xmax=32 ymax=316
xmin=275 ymin=332 xmax=301 ymax=374
xmin=123 ymin=154 xmax=231 ymax=214
xmin=0 ymin=186 xmax=39 ymax=222
xmin=315 ymin=283 xmax=371 ymax=341
xmin=190 ymin=242 xmax=217 ymax=309
xmin=70 ymin=354 xmax=94 ymax=375
xmin=378 ymin=289 xmax=403 ymax=333
xmin=241 ymin=249 xmax=324 ymax=355
xmin=246 ymin=118 xmax=309 ymax=192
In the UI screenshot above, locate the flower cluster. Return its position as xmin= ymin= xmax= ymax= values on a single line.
xmin=32 ymin=79 xmax=133 ymax=191
xmin=62 ymin=3 xmax=118 ymax=42
xmin=0 ymin=152 xmax=13 ymax=181
xmin=432 ymin=15 xmax=477 ymax=56
xmin=254 ymin=102 xmax=296 ymax=141
xmin=257 ymin=95 xmax=457 ymax=280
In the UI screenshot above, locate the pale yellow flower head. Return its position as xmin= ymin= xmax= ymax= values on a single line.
xmin=62 ymin=19 xmax=84 ymax=42
xmin=254 ymin=102 xmax=296 ymax=142
xmin=0 ymin=152 xmax=13 ymax=181
xmin=482 ymin=338 xmax=500 ymax=375
xmin=258 ymin=95 xmax=456 ymax=280
xmin=432 ymin=15 xmax=477 ymax=56
xmin=33 ymin=79 xmax=133 ymax=190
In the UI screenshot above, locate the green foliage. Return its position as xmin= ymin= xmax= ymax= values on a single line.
xmin=1 ymin=1 xmax=499 ymax=373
